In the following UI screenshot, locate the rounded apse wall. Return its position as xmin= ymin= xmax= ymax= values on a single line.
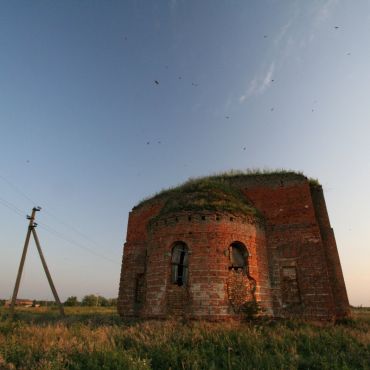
xmin=141 ymin=211 xmax=272 ymax=320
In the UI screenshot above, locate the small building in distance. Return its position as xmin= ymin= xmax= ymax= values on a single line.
xmin=118 ymin=170 xmax=350 ymax=321
xmin=5 ymin=299 xmax=34 ymax=307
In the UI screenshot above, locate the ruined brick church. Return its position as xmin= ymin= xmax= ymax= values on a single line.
xmin=118 ymin=171 xmax=350 ymax=320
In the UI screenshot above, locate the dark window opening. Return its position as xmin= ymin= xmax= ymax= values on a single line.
xmin=281 ymin=266 xmax=301 ymax=305
xmin=171 ymin=242 xmax=189 ymax=286
xmin=135 ymin=273 xmax=145 ymax=304
xmin=229 ymin=242 xmax=248 ymax=275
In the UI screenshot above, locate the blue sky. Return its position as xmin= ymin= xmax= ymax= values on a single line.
xmin=0 ymin=0 xmax=369 ymax=305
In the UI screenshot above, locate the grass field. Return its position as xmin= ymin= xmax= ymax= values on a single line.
xmin=0 ymin=307 xmax=369 ymax=369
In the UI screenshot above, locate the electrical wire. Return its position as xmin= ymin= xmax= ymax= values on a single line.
xmin=0 ymin=194 xmax=119 ymax=266
xmin=0 ymin=171 xmax=116 ymax=259
xmin=41 ymin=208 xmax=108 ymax=251
xmin=37 ymin=222 xmax=118 ymax=265
xmin=0 ymin=174 xmax=37 ymax=206
xmin=0 ymin=197 xmax=26 ymax=218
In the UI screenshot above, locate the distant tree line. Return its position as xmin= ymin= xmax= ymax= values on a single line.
xmin=64 ymin=295 xmax=117 ymax=307
xmin=0 ymin=296 xmax=117 ymax=307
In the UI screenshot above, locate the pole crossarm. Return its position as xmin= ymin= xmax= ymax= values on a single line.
xmin=9 ymin=207 xmax=65 ymax=318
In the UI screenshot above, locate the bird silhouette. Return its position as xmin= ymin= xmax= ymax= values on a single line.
xmin=334 ymin=26 xmax=340 ymax=29
xmin=178 ymin=76 xmax=182 ymax=80
xmin=154 ymin=80 xmax=159 ymax=85
xmin=270 ymin=107 xmax=274 ymax=112
xmin=146 ymin=141 xmax=150 ymax=145
xmin=263 ymin=35 xmax=268 ymax=38
xmin=243 ymin=147 xmax=246 ymax=151
xmin=192 ymin=82 xmax=198 ymax=87
xmin=225 ymin=116 xmax=230 ymax=119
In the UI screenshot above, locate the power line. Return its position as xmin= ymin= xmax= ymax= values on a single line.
xmin=0 ymin=171 xmax=111 ymax=253
xmin=37 ymin=222 xmax=118 ymax=265
xmin=42 ymin=208 xmax=108 ymax=251
xmin=0 ymin=197 xmax=26 ymax=218
xmin=0 ymin=174 xmax=37 ymax=206
xmin=0 ymin=194 xmax=119 ymax=266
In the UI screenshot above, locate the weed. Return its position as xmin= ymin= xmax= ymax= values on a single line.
xmin=0 ymin=307 xmax=368 ymax=369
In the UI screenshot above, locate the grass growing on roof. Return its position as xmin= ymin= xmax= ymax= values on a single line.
xmin=150 ymin=180 xmax=259 ymax=222
xmin=308 ymin=177 xmax=320 ymax=186
xmin=134 ymin=168 xmax=309 ymax=210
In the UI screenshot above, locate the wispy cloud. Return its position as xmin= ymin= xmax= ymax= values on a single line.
xmin=302 ymin=0 xmax=339 ymax=46
xmin=274 ymin=19 xmax=293 ymax=47
xmin=239 ymin=62 xmax=275 ymax=103
xmin=238 ymin=1 xmax=338 ymax=105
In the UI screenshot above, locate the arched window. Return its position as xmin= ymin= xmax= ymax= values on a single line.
xmin=171 ymin=242 xmax=189 ymax=286
xmin=229 ymin=242 xmax=248 ymax=275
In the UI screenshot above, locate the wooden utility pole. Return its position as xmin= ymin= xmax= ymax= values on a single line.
xmin=9 ymin=207 xmax=65 ymax=317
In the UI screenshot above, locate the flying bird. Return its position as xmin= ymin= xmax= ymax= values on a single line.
xmin=346 ymin=52 xmax=351 ymax=56
xmin=146 ymin=141 xmax=150 ymax=145
xmin=192 ymin=82 xmax=198 ymax=87
xmin=178 ymin=76 xmax=182 ymax=80
xmin=334 ymin=26 xmax=340 ymax=29
xmin=225 ymin=116 xmax=230 ymax=119
xmin=263 ymin=35 xmax=268 ymax=38
xmin=270 ymin=107 xmax=274 ymax=112
xmin=154 ymin=80 xmax=159 ymax=85
xmin=243 ymin=147 xmax=246 ymax=151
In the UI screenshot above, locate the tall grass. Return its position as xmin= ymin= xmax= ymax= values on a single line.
xmin=0 ymin=307 xmax=369 ymax=369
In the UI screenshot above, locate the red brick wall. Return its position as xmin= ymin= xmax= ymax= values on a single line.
xmin=243 ymin=181 xmax=346 ymax=320
xmin=118 ymin=176 xmax=350 ymax=321
xmin=310 ymin=185 xmax=350 ymax=318
xmin=117 ymin=201 xmax=163 ymax=317
xmin=143 ymin=212 xmax=271 ymax=320
xmin=118 ymin=209 xmax=271 ymax=320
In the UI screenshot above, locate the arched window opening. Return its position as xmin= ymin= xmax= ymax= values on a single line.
xmin=229 ymin=242 xmax=248 ymax=275
xmin=171 ymin=242 xmax=189 ymax=286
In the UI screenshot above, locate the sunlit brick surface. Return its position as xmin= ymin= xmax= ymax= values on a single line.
xmin=118 ymin=175 xmax=350 ymax=321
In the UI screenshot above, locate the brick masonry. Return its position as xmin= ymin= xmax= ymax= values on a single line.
xmin=118 ymin=174 xmax=350 ymax=321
